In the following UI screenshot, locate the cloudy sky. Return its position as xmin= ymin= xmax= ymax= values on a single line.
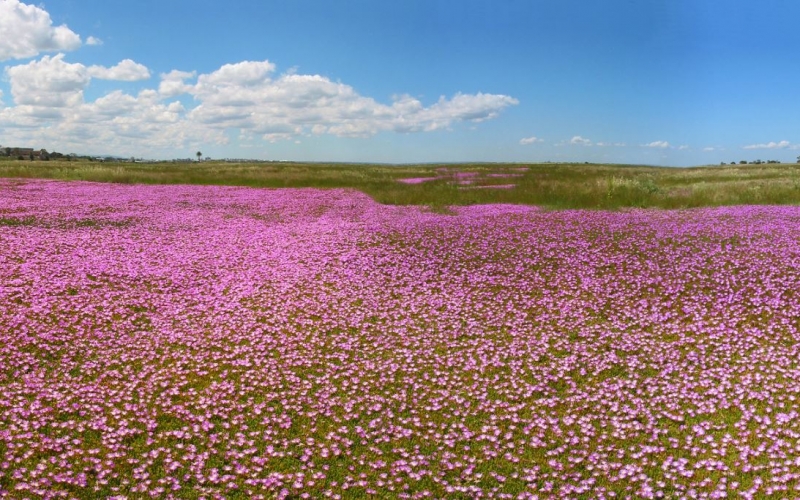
xmin=2 ymin=0 xmax=800 ymax=165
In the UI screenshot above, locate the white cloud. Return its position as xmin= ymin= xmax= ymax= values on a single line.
xmin=557 ymin=138 xmax=623 ymax=148
xmin=86 ymin=36 xmax=103 ymax=46
xmin=570 ymin=135 xmax=592 ymax=146
xmin=179 ymin=61 xmax=518 ymax=138
xmin=0 ymin=56 xmax=518 ymax=155
xmin=519 ymin=136 xmax=543 ymax=145
xmin=424 ymin=92 xmax=518 ymax=126
xmin=643 ymin=140 xmax=670 ymax=148
xmin=677 ymin=145 xmax=689 ymax=150
xmin=0 ymin=0 xmax=81 ymax=61
xmin=743 ymin=140 xmax=796 ymax=150
xmin=5 ymin=54 xmax=151 ymax=110
xmin=5 ymin=54 xmax=90 ymax=108
xmin=198 ymin=60 xmax=276 ymax=87
xmin=703 ymin=147 xmax=716 ymax=152
xmin=159 ymin=70 xmax=197 ymax=97
xmin=88 ymin=59 xmax=151 ymax=81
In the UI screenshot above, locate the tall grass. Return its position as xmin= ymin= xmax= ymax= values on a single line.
xmin=2 ymin=159 xmax=800 ymax=209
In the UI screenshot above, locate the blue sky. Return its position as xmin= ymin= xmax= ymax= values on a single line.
xmin=2 ymin=0 xmax=800 ymax=165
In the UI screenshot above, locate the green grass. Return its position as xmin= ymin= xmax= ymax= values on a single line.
xmin=2 ymin=159 xmax=800 ymax=209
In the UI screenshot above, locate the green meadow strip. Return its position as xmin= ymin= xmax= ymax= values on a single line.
xmin=2 ymin=159 xmax=800 ymax=209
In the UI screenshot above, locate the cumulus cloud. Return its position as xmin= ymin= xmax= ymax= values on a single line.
xmin=86 ymin=36 xmax=103 ymax=46
xmin=424 ymin=92 xmax=517 ymax=125
xmin=5 ymin=54 xmax=152 ymax=110
xmin=743 ymin=140 xmax=795 ymax=150
xmin=88 ymin=59 xmax=151 ymax=81
xmin=0 ymin=56 xmax=518 ymax=155
xmin=176 ymin=60 xmax=518 ymax=138
xmin=198 ymin=60 xmax=276 ymax=87
xmin=519 ymin=136 xmax=543 ymax=145
xmin=0 ymin=0 xmax=82 ymax=61
xmin=5 ymin=54 xmax=90 ymax=108
xmin=159 ymin=70 xmax=197 ymax=97
xmin=570 ymin=136 xmax=592 ymax=146
xmin=643 ymin=140 xmax=670 ymax=148
xmin=677 ymin=145 xmax=689 ymax=150
xmin=703 ymin=147 xmax=716 ymax=152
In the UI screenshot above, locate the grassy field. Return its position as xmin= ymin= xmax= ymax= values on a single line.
xmin=2 ymin=158 xmax=800 ymax=209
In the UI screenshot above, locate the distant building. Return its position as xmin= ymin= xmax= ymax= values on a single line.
xmin=1 ymin=147 xmax=51 ymax=160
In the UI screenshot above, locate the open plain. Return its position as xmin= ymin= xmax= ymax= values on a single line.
xmin=1 ymin=164 xmax=799 ymax=498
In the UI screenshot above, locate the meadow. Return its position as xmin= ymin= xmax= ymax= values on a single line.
xmin=0 ymin=165 xmax=799 ymax=498
xmin=1 ymin=159 xmax=800 ymax=210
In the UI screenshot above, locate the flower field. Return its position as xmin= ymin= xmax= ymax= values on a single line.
xmin=1 ymin=179 xmax=800 ymax=499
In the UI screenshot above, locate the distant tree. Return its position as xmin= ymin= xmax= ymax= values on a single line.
xmin=196 ymin=151 xmax=202 ymax=162
xmin=739 ymin=160 xmax=748 ymax=164
xmin=720 ymin=162 xmax=726 ymax=165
